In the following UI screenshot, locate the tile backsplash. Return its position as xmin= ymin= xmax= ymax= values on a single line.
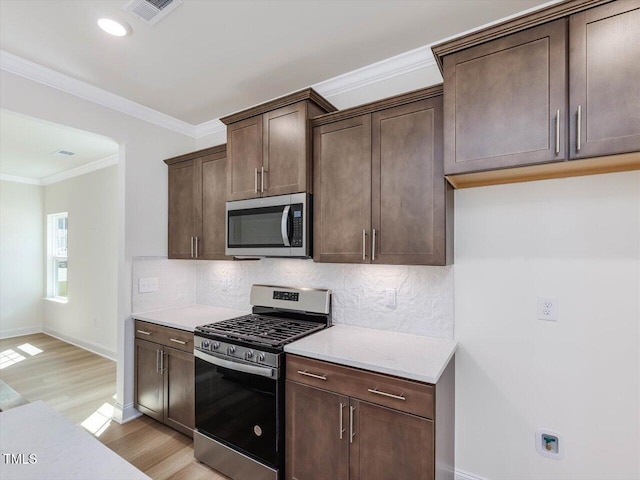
xmin=132 ymin=257 xmax=453 ymax=339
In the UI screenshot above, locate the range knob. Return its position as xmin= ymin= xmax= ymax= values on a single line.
xmin=246 ymin=350 xmax=254 ymax=359
xmin=201 ymin=340 xmax=210 ymax=349
xmin=212 ymin=342 xmax=220 ymax=350
xmin=228 ymin=346 xmax=236 ymax=355
xmin=257 ymin=353 xmax=266 ymax=362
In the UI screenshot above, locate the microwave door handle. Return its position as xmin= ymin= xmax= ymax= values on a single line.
xmin=281 ymin=205 xmax=291 ymax=247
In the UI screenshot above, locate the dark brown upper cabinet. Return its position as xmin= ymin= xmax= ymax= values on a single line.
xmin=432 ymin=0 xmax=640 ymax=188
xmin=442 ymin=19 xmax=567 ymax=175
xmin=312 ymin=86 xmax=453 ymax=266
xmin=569 ymin=0 xmax=640 ymax=158
xmin=221 ymin=89 xmax=336 ymax=201
xmin=165 ymin=145 xmax=230 ymax=260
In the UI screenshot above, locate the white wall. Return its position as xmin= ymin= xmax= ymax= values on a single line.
xmin=454 ymin=171 xmax=640 ymax=480
xmin=43 ymin=165 xmax=118 ymax=359
xmin=0 ymin=180 xmax=44 ymax=337
xmin=0 ymin=70 xmax=196 ymax=422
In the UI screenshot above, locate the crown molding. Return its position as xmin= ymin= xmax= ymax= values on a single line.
xmin=0 ymin=50 xmax=196 ymax=137
xmin=313 ymin=44 xmax=437 ymax=99
xmin=0 ymin=173 xmax=42 ymax=185
xmin=41 ymin=153 xmax=119 ymax=185
xmin=193 ymin=118 xmax=226 ymax=138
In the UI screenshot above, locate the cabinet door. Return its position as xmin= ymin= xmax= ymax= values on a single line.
xmin=313 ymin=115 xmax=372 ymax=263
xmin=350 ymin=400 xmax=434 ymax=480
xmin=199 ymin=153 xmax=231 ymax=260
xmin=372 ymin=97 xmax=447 ymax=265
xmin=443 ymin=19 xmax=567 ymax=174
xmin=163 ymin=346 xmax=194 ymax=436
xmin=285 ymin=381 xmax=349 ymax=480
xmin=168 ymin=160 xmax=198 ymax=259
xmin=569 ymin=0 xmax=640 ymax=158
xmin=227 ymin=115 xmax=263 ymax=201
xmin=134 ymin=339 xmax=163 ymax=422
xmin=263 ymin=102 xmax=308 ymax=197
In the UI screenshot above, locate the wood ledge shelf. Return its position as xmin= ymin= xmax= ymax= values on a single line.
xmin=431 ymin=0 xmax=612 ymax=73
xmin=220 ymin=88 xmax=337 ymax=125
xmin=446 ymin=152 xmax=640 ymax=189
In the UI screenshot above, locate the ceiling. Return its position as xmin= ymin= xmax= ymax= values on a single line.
xmin=0 ymin=0 xmax=550 ymax=126
xmin=0 ymin=110 xmax=119 ymax=180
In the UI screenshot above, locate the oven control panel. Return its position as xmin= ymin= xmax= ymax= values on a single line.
xmin=194 ymin=336 xmax=280 ymax=369
xmin=273 ymin=291 xmax=299 ymax=302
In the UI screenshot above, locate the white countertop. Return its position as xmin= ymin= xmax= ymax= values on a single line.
xmin=284 ymin=325 xmax=457 ymax=384
xmin=0 ymin=401 xmax=150 ymax=480
xmin=132 ymin=304 xmax=249 ymax=331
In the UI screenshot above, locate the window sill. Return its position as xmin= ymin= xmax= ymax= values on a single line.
xmin=44 ymin=297 xmax=68 ymax=304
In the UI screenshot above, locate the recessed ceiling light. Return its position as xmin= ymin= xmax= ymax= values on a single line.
xmin=51 ymin=149 xmax=76 ymax=157
xmin=97 ymin=18 xmax=131 ymax=37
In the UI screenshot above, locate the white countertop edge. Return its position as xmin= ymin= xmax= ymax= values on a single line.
xmin=131 ymin=304 xmax=249 ymax=332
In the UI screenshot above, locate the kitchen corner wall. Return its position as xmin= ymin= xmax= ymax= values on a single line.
xmin=131 ymin=257 xmax=454 ymax=339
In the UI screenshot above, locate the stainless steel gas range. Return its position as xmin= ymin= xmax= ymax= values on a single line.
xmin=193 ymin=284 xmax=332 ymax=480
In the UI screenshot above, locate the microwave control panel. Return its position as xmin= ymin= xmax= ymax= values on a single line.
xmin=291 ymin=204 xmax=303 ymax=247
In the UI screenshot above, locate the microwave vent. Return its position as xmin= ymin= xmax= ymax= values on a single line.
xmin=124 ymin=0 xmax=182 ymax=25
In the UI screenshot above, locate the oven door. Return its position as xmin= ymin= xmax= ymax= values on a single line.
xmin=225 ymin=193 xmax=308 ymax=257
xmin=194 ymin=349 xmax=283 ymax=469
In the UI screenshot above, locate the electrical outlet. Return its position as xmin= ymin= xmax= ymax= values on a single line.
xmin=385 ymin=288 xmax=396 ymax=307
xmin=537 ymin=297 xmax=558 ymax=321
xmin=139 ymin=277 xmax=158 ymax=294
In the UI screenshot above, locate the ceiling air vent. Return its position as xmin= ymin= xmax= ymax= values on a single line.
xmin=124 ymin=0 xmax=183 ymax=25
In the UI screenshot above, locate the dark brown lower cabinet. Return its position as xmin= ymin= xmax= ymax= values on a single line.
xmin=134 ymin=321 xmax=194 ymax=437
xmin=286 ymin=354 xmax=454 ymax=480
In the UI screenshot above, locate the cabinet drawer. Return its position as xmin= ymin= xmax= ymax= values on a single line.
xmin=134 ymin=320 xmax=194 ymax=352
xmin=286 ymin=354 xmax=433 ymax=419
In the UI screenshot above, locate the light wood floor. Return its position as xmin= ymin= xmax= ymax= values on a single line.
xmin=0 ymin=333 xmax=226 ymax=480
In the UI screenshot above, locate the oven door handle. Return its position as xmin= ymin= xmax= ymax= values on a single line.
xmin=194 ymin=349 xmax=276 ymax=379
xmin=281 ymin=205 xmax=291 ymax=247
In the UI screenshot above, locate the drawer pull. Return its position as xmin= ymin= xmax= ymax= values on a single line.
xmin=367 ymin=388 xmax=406 ymax=401
xmin=297 ymin=370 xmax=327 ymax=381
xmin=170 ymin=338 xmax=188 ymax=345
xmin=137 ymin=330 xmax=152 ymax=336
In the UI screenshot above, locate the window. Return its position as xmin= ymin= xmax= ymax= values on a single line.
xmin=47 ymin=212 xmax=68 ymax=300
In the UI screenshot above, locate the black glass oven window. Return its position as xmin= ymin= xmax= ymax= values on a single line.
xmin=195 ymin=356 xmax=281 ymax=467
xmin=228 ymin=206 xmax=287 ymax=248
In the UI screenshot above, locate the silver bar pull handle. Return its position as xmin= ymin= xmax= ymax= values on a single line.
xmin=195 ymin=236 xmax=199 ymax=258
xmin=555 ymin=109 xmax=561 ymax=155
xmin=372 ymin=229 xmax=376 ymax=261
xmin=339 ymin=402 xmax=345 ymax=440
xmin=160 ymin=350 xmax=166 ymax=373
xmin=261 ymin=166 xmax=265 ymax=193
xmin=577 ymin=105 xmax=582 ymax=152
xmin=297 ymin=370 xmax=327 ymax=381
xmin=156 ymin=349 xmax=160 ymax=373
xmin=190 ymin=236 xmax=194 ymax=258
xmin=281 ymin=205 xmax=291 ymax=247
xmin=137 ymin=330 xmax=151 ymax=336
xmin=362 ymin=230 xmax=366 ymax=261
xmin=349 ymin=405 xmax=355 ymax=443
xmin=367 ymin=388 xmax=406 ymax=401
xmin=254 ymin=167 xmax=258 ymax=193
xmin=170 ymin=338 xmax=187 ymax=345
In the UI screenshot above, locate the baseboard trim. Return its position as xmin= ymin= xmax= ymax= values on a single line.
xmin=456 ymin=468 xmax=487 ymax=480
xmin=42 ymin=327 xmax=116 ymax=361
xmin=0 ymin=325 xmax=42 ymax=339
xmin=112 ymin=402 xmax=143 ymax=424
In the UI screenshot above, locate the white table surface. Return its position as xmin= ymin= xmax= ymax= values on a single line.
xmin=132 ymin=304 xmax=249 ymax=331
xmin=285 ymin=325 xmax=457 ymax=384
xmin=0 ymin=401 xmax=151 ymax=480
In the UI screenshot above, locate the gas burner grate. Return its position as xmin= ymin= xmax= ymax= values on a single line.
xmin=196 ymin=314 xmax=325 ymax=347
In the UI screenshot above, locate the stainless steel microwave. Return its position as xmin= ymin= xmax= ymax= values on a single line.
xmin=225 ymin=193 xmax=310 ymax=258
